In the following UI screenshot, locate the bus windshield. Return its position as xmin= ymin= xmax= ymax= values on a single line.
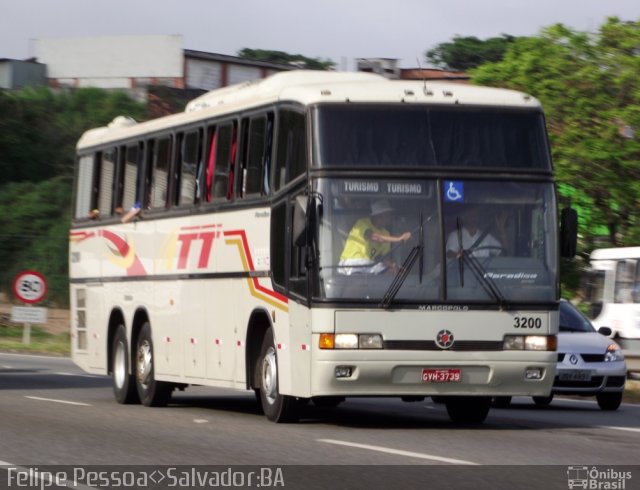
xmin=316 ymin=178 xmax=558 ymax=305
xmin=313 ymin=106 xmax=551 ymax=170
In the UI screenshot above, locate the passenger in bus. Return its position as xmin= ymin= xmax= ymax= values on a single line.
xmin=338 ymin=199 xmax=412 ymax=274
xmin=446 ymin=207 xmax=508 ymax=259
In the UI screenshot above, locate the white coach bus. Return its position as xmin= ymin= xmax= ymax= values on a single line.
xmin=70 ymin=71 xmax=574 ymax=424
xmin=587 ymin=247 xmax=640 ymax=372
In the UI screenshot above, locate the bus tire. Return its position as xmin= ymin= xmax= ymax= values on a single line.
xmin=532 ymin=395 xmax=554 ymax=407
xmin=112 ymin=324 xmax=139 ymax=404
xmin=445 ymin=396 xmax=491 ymax=424
xmin=135 ymin=323 xmax=173 ymax=407
xmin=257 ymin=327 xmax=299 ymax=423
xmin=596 ymin=392 xmax=622 ymax=411
xmin=491 ymin=396 xmax=512 ymax=408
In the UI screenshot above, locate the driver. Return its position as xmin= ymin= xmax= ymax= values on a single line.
xmin=338 ymin=199 xmax=412 ymax=275
xmin=446 ymin=207 xmax=507 ymax=258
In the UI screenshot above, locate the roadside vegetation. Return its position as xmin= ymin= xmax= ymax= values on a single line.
xmin=0 ymin=323 xmax=70 ymax=356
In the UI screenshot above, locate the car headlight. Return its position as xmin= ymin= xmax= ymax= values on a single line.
xmin=604 ymin=343 xmax=624 ymax=362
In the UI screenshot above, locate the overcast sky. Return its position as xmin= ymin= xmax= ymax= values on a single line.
xmin=2 ymin=0 xmax=639 ymax=69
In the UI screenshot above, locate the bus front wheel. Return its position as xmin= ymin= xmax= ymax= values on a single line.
xmin=111 ymin=324 xmax=139 ymax=404
xmin=135 ymin=323 xmax=173 ymax=407
xmin=257 ymin=328 xmax=299 ymax=422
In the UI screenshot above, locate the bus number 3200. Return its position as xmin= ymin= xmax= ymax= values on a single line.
xmin=514 ymin=317 xmax=542 ymax=329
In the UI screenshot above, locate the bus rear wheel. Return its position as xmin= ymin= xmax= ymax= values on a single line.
xmin=445 ymin=396 xmax=491 ymax=424
xmin=112 ymin=324 xmax=139 ymax=404
xmin=257 ymin=328 xmax=299 ymax=423
xmin=135 ymin=323 xmax=173 ymax=407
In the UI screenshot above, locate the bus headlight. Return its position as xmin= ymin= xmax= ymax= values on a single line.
xmin=319 ymin=334 xmax=383 ymax=349
xmin=503 ymin=335 xmax=556 ymax=351
xmin=335 ymin=334 xmax=359 ymax=349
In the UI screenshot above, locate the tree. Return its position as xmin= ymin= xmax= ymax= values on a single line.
xmin=472 ymin=18 xmax=640 ymax=247
xmin=0 ymin=87 xmax=146 ymax=305
xmin=425 ymin=35 xmax=516 ymax=71
xmin=237 ymin=48 xmax=335 ymax=70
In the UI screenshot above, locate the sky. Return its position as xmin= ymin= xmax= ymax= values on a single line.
xmin=1 ymin=0 xmax=639 ymax=69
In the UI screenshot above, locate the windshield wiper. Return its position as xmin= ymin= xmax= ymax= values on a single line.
xmin=380 ymin=245 xmax=422 ymax=309
xmin=462 ymin=251 xmax=507 ymax=308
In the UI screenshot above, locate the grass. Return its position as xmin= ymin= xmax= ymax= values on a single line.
xmin=0 ymin=324 xmax=70 ymax=356
xmin=624 ymin=380 xmax=640 ymax=404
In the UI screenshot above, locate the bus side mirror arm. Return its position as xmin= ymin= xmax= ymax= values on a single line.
xmin=560 ymin=207 xmax=578 ymax=258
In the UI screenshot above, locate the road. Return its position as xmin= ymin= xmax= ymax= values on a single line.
xmin=1 ymin=353 xmax=639 ymax=489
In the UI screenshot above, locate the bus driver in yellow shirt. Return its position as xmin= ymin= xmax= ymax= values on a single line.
xmin=338 ymin=199 xmax=412 ymax=275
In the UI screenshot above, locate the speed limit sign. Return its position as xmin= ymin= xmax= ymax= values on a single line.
xmin=12 ymin=270 xmax=48 ymax=304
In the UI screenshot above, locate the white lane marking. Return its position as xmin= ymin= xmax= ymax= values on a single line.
xmin=0 ymin=352 xmax=70 ymax=360
xmin=25 ymin=396 xmax=91 ymax=407
xmin=318 ymin=439 xmax=479 ymax=465
xmin=2 ymin=365 xmax=11 ymax=369
xmin=0 ymin=460 xmax=15 ymax=465
xmin=54 ymin=371 xmax=105 ymax=379
xmin=194 ymin=419 xmax=209 ymax=424
xmin=599 ymin=426 xmax=640 ymax=434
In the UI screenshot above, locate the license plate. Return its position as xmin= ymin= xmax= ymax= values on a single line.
xmin=558 ymin=370 xmax=592 ymax=381
xmin=422 ymin=368 xmax=461 ymax=383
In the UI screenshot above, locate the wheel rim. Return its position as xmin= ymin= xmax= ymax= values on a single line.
xmin=137 ymin=339 xmax=152 ymax=387
xmin=114 ymin=340 xmax=126 ymax=388
xmin=261 ymin=346 xmax=278 ymax=405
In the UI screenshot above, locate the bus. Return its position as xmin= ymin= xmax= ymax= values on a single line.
xmin=70 ymin=71 xmax=572 ymax=424
xmin=587 ymin=247 xmax=640 ymax=372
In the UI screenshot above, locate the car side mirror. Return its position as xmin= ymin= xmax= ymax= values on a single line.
xmin=597 ymin=326 xmax=612 ymax=337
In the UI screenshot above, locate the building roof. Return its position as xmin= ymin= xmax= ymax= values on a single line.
xmin=184 ymin=49 xmax=295 ymax=71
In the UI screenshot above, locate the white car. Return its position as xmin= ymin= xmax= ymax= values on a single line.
xmin=493 ymin=300 xmax=626 ymax=410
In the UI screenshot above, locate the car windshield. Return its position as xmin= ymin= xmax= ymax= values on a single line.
xmin=559 ymin=301 xmax=596 ymax=333
xmin=315 ymin=178 xmax=558 ymax=305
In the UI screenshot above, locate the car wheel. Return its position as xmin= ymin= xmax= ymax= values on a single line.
xmin=532 ymin=395 xmax=554 ymax=407
xmin=596 ymin=392 xmax=623 ymax=411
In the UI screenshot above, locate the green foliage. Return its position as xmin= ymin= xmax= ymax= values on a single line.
xmin=472 ymin=18 xmax=640 ymax=247
xmin=0 ymin=87 xmax=146 ymax=306
xmin=425 ymin=35 xmax=517 ymax=71
xmin=0 ymin=87 xmax=146 ymax=183
xmin=237 ymin=48 xmax=335 ymax=70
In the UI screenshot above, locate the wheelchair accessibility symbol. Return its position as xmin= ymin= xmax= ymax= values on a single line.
xmin=444 ymin=181 xmax=464 ymax=202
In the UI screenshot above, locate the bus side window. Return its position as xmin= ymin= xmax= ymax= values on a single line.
xmin=240 ymin=113 xmax=272 ymax=198
xmin=274 ymin=110 xmax=307 ymax=192
xmin=74 ymin=153 xmax=98 ymax=219
xmin=121 ymin=144 xmax=140 ymax=212
xmin=614 ymin=260 xmax=635 ymax=303
xmin=210 ymin=123 xmax=235 ymax=200
xmin=178 ymin=130 xmax=201 ymax=206
xmin=635 ymin=262 xmax=640 ymax=304
xmin=98 ymin=148 xmax=117 ymax=217
xmin=150 ymin=136 xmax=172 ymax=209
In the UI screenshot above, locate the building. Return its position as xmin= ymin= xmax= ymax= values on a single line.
xmin=33 ymin=35 xmax=295 ymax=94
xmin=0 ymin=58 xmax=46 ymax=89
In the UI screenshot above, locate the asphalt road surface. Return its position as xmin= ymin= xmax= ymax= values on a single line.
xmin=1 ymin=353 xmax=638 ymax=489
